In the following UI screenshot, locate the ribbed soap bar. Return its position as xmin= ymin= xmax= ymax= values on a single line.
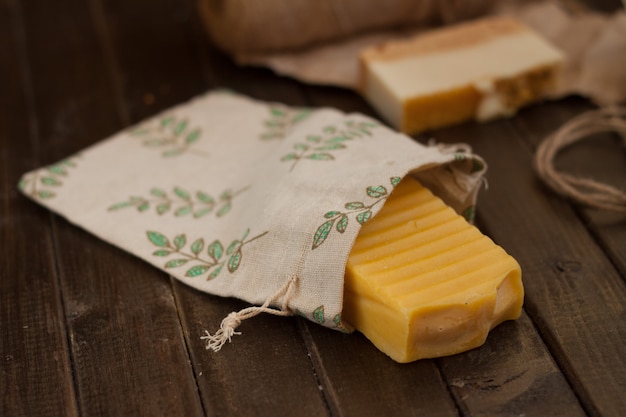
xmin=359 ymin=16 xmax=564 ymax=135
xmin=343 ymin=176 xmax=523 ymax=362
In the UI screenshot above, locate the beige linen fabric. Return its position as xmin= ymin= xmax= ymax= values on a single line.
xmin=19 ymin=90 xmax=486 ymax=339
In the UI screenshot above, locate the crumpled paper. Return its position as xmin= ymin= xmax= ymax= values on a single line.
xmin=19 ymin=91 xmax=487 ymax=337
xmin=235 ymin=1 xmax=626 ymax=106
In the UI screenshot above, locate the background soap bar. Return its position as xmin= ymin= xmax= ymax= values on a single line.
xmin=343 ymin=176 xmax=523 ymax=363
xmin=359 ymin=16 xmax=564 ymax=134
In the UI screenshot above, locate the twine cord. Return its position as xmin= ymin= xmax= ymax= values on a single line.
xmin=534 ymin=106 xmax=626 ymax=212
xmin=201 ymin=275 xmax=298 ymax=352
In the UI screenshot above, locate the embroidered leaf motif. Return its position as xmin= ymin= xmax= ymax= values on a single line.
xmin=216 ymin=202 xmax=232 ymax=217
xmin=174 ymin=205 xmax=192 ymax=217
xmin=336 ymin=214 xmax=348 ymax=233
xmin=196 ymin=191 xmax=214 ymax=204
xmin=366 ymin=185 xmax=387 ymax=198
xmin=209 ymin=264 xmax=224 ymax=279
xmin=151 ymin=188 xmax=167 ymax=198
xmin=174 ymin=234 xmax=186 ymax=250
xmin=174 ymin=187 xmax=190 ymax=200
xmin=146 ymin=229 xmax=267 ymax=280
xmin=345 ymin=202 xmax=364 ymax=210
xmin=108 ymin=185 xmax=248 ymax=219
xmin=41 ymin=176 xmax=62 ymax=186
xmin=165 ymin=259 xmax=188 ymax=268
xmin=281 ymin=153 xmax=298 ymax=162
xmin=208 ymin=240 xmax=224 ymax=261
xmin=147 ymin=231 xmax=169 ymax=247
xmin=156 ymin=202 xmax=171 ymax=215
xmin=129 ymin=114 xmax=206 ymax=158
xmin=185 ymin=129 xmax=201 ymax=144
xmin=333 ymin=313 xmax=353 ymax=333
xmin=312 ymin=176 xmax=400 ymax=250
xmin=282 ymin=119 xmax=380 ymax=171
xmin=260 ymin=105 xmax=311 ymax=140
xmin=191 ymin=238 xmax=205 ymax=255
xmin=226 ymin=239 xmax=241 ymax=255
xmin=227 ymin=250 xmax=242 ymax=273
xmin=313 ymin=306 xmax=325 ymax=324
xmin=36 ymin=190 xmax=55 ymax=199
xmin=186 ymin=265 xmax=209 ymax=277
xmin=312 ymin=220 xmax=335 ymax=250
xmin=19 ymin=156 xmax=79 ymax=201
xmin=356 ymin=210 xmax=372 ymax=225
xmin=306 ymin=153 xmax=334 ymax=161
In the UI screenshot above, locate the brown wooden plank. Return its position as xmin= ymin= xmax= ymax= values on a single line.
xmin=434 ymin=112 xmax=626 ymax=417
xmin=439 ymin=313 xmax=586 ymax=417
xmin=0 ymin=1 xmax=78 ymax=416
xmin=513 ymin=98 xmax=626 ymax=277
xmin=99 ymin=0 xmax=332 ymax=415
xmin=301 ymin=86 xmax=462 ymax=417
xmin=300 ymin=320 xmax=459 ymax=417
xmin=177 ymin=6 xmax=332 ymax=415
xmin=305 ymin=85 xmax=591 ymax=417
xmin=176 ymin=285 xmax=330 ymax=417
xmin=15 ymin=0 xmax=206 ymax=415
xmin=93 ymin=0 xmax=209 ymax=123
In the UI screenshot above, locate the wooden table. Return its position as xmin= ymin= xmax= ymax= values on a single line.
xmin=2 ymin=1 xmax=625 ymax=416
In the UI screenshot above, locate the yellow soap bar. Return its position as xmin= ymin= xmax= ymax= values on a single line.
xmin=343 ymin=176 xmax=523 ymax=362
xmin=359 ymin=16 xmax=564 ymax=135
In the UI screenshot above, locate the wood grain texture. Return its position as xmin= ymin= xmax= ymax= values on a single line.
xmin=12 ymin=0 xmax=205 ymax=415
xmin=300 ymin=320 xmax=459 ymax=417
xmin=2 ymin=0 xmax=625 ymax=416
xmin=0 ymin=1 xmax=78 ymax=416
xmin=175 ymin=286 xmax=330 ymax=417
xmin=435 ymin=114 xmax=626 ymax=417
xmin=513 ymin=99 xmax=626 ymax=277
xmin=439 ymin=313 xmax=586 ymax=417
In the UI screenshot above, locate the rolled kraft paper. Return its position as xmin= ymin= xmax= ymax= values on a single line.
xmin=198 ymin=0 xmax=497 ymax=54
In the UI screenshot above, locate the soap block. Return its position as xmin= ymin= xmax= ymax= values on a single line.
xmin=343 ymin=176 xmax=523 ymax=362
xmin=359 ymin=16 xmax=564 ymax=135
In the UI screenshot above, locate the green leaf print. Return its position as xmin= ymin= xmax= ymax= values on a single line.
xmin=311 ymin=176 xmax=400 ymax=250
xmin=165 ymin=259 xmax=188 ymax=268
xmin=129 ymin=114 xmax=206 ymax=158
xmin=19 ymin=156 xmax=80 ymax=201
xmin=174 ymin=187 xmax=190 ymax=200
xmin=312 ymin=219 xmax=335 ymax=250
xmin=146 ymin=229 xmax=268 ymax=280
xmin=313 ymin=306 xmax=325 ymax=324
xmin=227 ymin=250 xmax=242 ymax=273
xmin=282 ymin=119 xmax=380 ymax=172
xmin=207 ymin=240 xmax=224 ymax=262
xmin=147 ymin=231 xmax=170 ymax=247
xmin=260 ymin=105 xmax=311 ymax=140
xmin=108 ymin=185 xmax=248 ymax=220
xmin=186 ymin=265 xmax=210 ymax=277
xmin=336 ymin=214 xmax=348 ymax=234
xmin=366 ymin=185 xmax=387 ymax=198
xmin=191 ymin=238 xmax=205 ymax=255
xmin=174 ymin=234 xmax=186 ymax=250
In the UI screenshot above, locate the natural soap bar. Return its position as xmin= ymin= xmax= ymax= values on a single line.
xmin=359 ymin=16 xmax=564 ymax=134
xmin=343 ymin=176 xmax=523 ymax=362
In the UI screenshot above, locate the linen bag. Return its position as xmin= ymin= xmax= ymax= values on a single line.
xmin=19 ymin=91 xmax=486 ymax=348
